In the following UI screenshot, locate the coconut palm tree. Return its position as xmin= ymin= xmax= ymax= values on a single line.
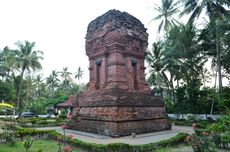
xmin=146 ymin=41 xmax=170 ymax=97
xmin=181 ymin=0 xmax=230 ymax=92
xmin=60 ymin=67 xmax=72 ymax=91
xmin=60 ymin=67 xmax=72 ymax=81
xmin=34 ymin=74 xmax=45 ymax=98
xmin=198 ymin=15 xmax=230 ymax=114
xmin=152 ymin=0 xmax=180 ymax=34
xmin=165 ymin=23 xmax=208 ymax=113
xmin=70 ymin=83 xmax=83 ymax=98
xmin=181 ymin=0 xmax=229 ymax=24
xmin=74 ymin=66 xmax=83 ymax=84
xmin=46 ymin=70 xmax=59 ymax=98
xmin=14 ymin=41 xmax=43 ymax=112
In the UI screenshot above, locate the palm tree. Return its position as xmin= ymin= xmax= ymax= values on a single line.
xmin=152 ymin=0 xmax=180 ymax=34
xmin=34 ymin=74 xmax=44 ymax=98
xmin=15 ymin=41 xmax=43 ymax=112
xmin=70 ymin=83 xmax=83 ymax=97
xmin=60 ymin=67 xmax=72 ymax=81
xmin=46 ymin=70 xmax=59 ymax=98
xmin=181 ymin=0 xmax=230 ymax=92
xmin=24 ymin=76 xmax=35 ymax=109
xmin=74 ymin=66 xmax=83 ymax=83
xmin=0 ymin=47 xmax=16 ymax=80
xmin=146 ymin=41 xmax=170 ymax=98
xmin=221 ymin=16 xmax=230 ymax=75
xmin=198 ymin=16 xmax=230 ymax=114
xmin=165 ymin=23 xmax=208 ymax=113
xmin=181 ymin=0 xmax=229 ymax=24
xmin=60 ymin=67 xmax=72 ymax=90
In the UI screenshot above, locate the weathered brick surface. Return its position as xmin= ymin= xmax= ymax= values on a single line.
xmin=79 ymin=106 xmax=166 ymax=121
xmin=70 ymin=119 xmax=171 ymax=137
xmin=69 ymin=10 xmax=171 ymax=137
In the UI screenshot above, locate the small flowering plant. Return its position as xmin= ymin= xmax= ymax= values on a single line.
xmin=65 ymin=145 xmax=71 ymax=152
xmin=186 ymin=124 xmax=215 ymax=152
xmin=68 ymin=134 xmax=74 ymax=140
xmin=61 ymin=124 xmax=68 ymax=130
xmin=57 ymin=124 xmax=75 ymax=152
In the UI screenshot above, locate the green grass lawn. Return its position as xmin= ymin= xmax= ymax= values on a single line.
xmin=0 ymin=139 xmax=83 ymax=152
xmin=0 ymin=141 xmax=191 ymax=152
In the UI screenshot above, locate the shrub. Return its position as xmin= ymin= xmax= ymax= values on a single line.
xmin=23 ymin=136 xmax=33 ymax=152
xmin=15 ymin=128 xmax=51 ymax=140
xmin=206 ymin=110 xmax=230 ymax=148
xmin=2 ymin=123 xmax=16 ymax=146
xmin=186 ymin=132 xmax=216 ymax=152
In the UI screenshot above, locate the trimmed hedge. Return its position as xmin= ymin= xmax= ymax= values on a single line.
xmin=1 ymin=127 xmax=189 ymax=151
xmin=16 ymin=117 xmax=64 ymax=128
xmin=48 ymin=131 xmax=189 ymax=152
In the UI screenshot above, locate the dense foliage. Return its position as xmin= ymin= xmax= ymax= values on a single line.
xmin=147 ymin=0 xmax=230 ymax=114
xmin=0 ymin=41 xmax=84 ymax=114
xmin=0 ymin=0 xmax=229 ymax=115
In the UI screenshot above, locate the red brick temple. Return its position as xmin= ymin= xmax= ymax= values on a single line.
xmin=69 ymin=10 xmax=171 ymax=137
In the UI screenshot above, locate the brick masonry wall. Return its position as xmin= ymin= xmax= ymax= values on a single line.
xmin=69 ymin=10 xmax=171 ymax=137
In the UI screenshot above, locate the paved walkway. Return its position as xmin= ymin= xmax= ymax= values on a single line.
xmin=36 ymin=125 xmax=194 ymax=145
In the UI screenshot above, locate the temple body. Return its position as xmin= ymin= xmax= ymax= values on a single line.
xmin=69 ymin=10 xmax=171 ymax=137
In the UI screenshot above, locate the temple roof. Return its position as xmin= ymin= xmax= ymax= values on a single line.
xmin=56 ymin=95 xmax=78 ymax=108
xmin=86 ymin=9 xmax=147 ymax=37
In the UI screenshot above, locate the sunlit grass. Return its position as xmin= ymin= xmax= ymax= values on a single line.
xmin=0 ymin=139 xmax=80 ymax=152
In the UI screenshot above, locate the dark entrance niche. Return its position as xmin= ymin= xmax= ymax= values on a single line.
xmin=131 ymin=59 xmax=138 ymax=90
xmin=96 ymin=60 xmax=102 ymax=90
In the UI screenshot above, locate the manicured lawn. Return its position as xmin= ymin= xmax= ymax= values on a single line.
xmin=0 ymin=139 xmax=83 ymax=152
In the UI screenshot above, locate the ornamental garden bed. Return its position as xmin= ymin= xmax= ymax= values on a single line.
xmin=0 ymin=124 xmax=189 ymax=152
xmin=1 ymin=110 xmax=230 ymax=152
xmin=0 ymin=117 xmax=65 ymax=128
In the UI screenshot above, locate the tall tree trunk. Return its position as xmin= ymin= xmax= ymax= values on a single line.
xmin=201 ymin=68 xmax=206 ymax=87
xmin=169 ymin=75 xmax=175 ymax=103
xmin=210 ymin=70 xmax=218 ymax=115
xmin=216 ymin=27 xmax=222 ymax=93
xmin=16 ymin=68 xmax=25 ymax=113
xmin=51 ymin=84 xmax=54 ymax=99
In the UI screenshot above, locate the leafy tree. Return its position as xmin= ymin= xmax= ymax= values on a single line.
xmin=0 ymin=80 xmax=16 ymax=103
xmin=165 ymin=24 xmax=207 ymax=85
xmin=0 ymin=47 xmax=17 ymax=80
xmin=28 ymin=98 xmax=47 ymax=114
xmin=163 ymin=24 xmax=208 ymax=113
